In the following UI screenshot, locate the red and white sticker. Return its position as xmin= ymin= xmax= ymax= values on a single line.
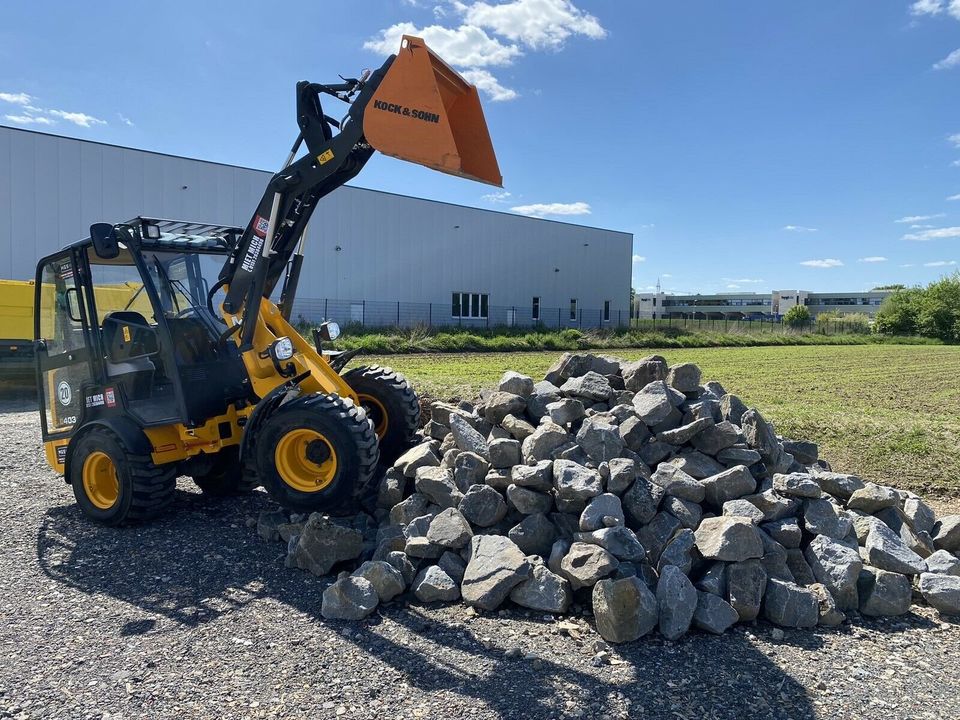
xmin=253 ymin=215 xmax=270 ymax=238
xmin=105 ymin=387 xmax=116 ymax=408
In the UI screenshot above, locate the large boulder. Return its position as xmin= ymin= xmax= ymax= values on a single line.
xmin=773 ymin=473 xmax=822 ymax=499
xmin=763 ymin=579 xmax=818 ymax=627
xmin=553 ymin=460 xmax=603 ymax=502
xmin=413 ymin=565 xmax=461 ymax=603
xmin=622 ymin=356 xmax=668 ymax=392
xmin=580 ymin=493 xmax=625 ymax=532
xmin=925 ymin=549 xmax=960 ymax=576
xmin=521 ymin=421 xmax=570 ymax=463
xmin=656 ymin=565 xmax=698 ymax=640
xmin=650 ymin=463 xmax=705 ymax=503
xmin=863 ymin=523 xmax=927 ymax=575
xmin=740 ymin=409 xmax=779 ymax=462
xmin=461 ymin=535 xmax=531 ymax=610
xmin=498 ymin=370 xmax=535 ymax=397
xmin=559 ymin=542 xmax=619 ymax=590
xmin=395 ymin=442 xmax=440 ymax=478
xmin=846 ymin=483 xmax=899 ymax=514
xmin=690 ymin=421 xmax=741 ymax=456
xmin=808 ymin=468 xmax=864 ymax=500
xmin=801 ymin=498 xmax=852 ymax=540
xmin=449 ymin=414 xmax=490 ymax=461
xmin=857 ymin=567 xmax=912 ymax=616
xmin=695 ymin=517 xmax=764 ymax=562
xmin=544 ymin=352 xmax=620 ymax=385
xmin=933 ymin=516 xmax=960 ymax=552
xmin=593 ymin=576 xmax=658 ymax=643
xmin=415 ymin=467 xmax=463 ymax=509
xmin=289 ymin=515 xmax=364 ymax=577
xmin=321 ymin=576 xmax=379 ymax=620
xmin=576 ymin=419 xmax=624 ymax=463
xmin=561 ymin=371 xmax=613 ymax=403
xmin=458 ymin=484 xmax=507 ymax=527
xmin=623 ymin=475 xmax=664 ymax=527
xmin=426 ymin=508 xmax=473 ymax=549
xmin=804 ymin=535 xmax=862 ymax=610
xmin=577 ymin=526 xmax=646 ymax=563
xmin=693 ymin=591 xmax=740 ymax=634
xmin=508 ymin=513 xmax=558 ymax=557
xmin=918 ymin=573 xmax=960 ymax=615
xmin=666 ymin=363 xmax=701 ymax=393
xmin=701 ymin=465 xmax=756 ymax=507
xmin=546 ymin=398 xmax=586 ymax=426
xmin=484 ymin=391 xmax=526 ymax=425
xmin=509 ymin=559 xmax=572 ymax=613
xmin=506 ymin=484 xmax=554 ymax=515
xmin=632 ymin=381 xmax=676 ymax=426
xmin=353 ymin=561 xmax=406 ymax=603
xmin=727 ymin=559 xmax=767 ymax=621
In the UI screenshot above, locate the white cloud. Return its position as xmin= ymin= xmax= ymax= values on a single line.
xmin=632 ymin=254 xmax=646 ymax=263
xmin=800 ymin=258 xmax=844 ymax=268
xmin=902 ymin=226 xmax=960 ymax=241
xmin=923 ymin=260 xmax=957 ymax=266
xmin=896 ymin=213 xmax=946 ymax=223
xmin=722 ymin=277 xmax=765 ymax=284
xmin=458 ymin=0 xmax=607 ymax=50
xmin=47 ymin=110 xmax=106 ymax=127
xmin=364 ymin=22 xmax=521 ymax=67
xmin=662 ymin=273 xmax=673 ymax=278
xmin=934 ymin=48 xmax=960 ymax=70
xmin=901 ymin=263 xmax=916 ymax=268
xmin=948 ymin=193 xmax=960 ymax=201
xmin=511 ymin=201 xmax=591 ymax=217
xmin=953 ymin=159 xmax=960 ymax=167
xmin=460 ymin=68 xmax=518 ymax=101
xmin=910 ymin=224 xmax=935 ymax=229
xmin=364 ymin=2 xmax=606 ymax=103
xmin=4 ymin=114 xmax=54 ymax=126
xmin=118 ymin=113 xmax=134 ymax=127
xmin=783 ymin=225 xmax=818 ymax=232
xmin=951 ymin=133 xmax=960 ymax=148
xmin=726 ymin=284 xmax=741 ymax=290
xmin=858 ymin=256 xmax=888 ymax=263
xmin=911 ymin=0 xmax=944 ymax=14
xmin=0 ymin=92 xmax=32 ymax=105
xmin=481 ymin=190 xmax=512 ymax=203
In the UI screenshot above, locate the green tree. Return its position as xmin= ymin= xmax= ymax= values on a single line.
xmin=874 ymin=287 xmax=923 ymax=337
xmin=783 ymin=304 xmax=811 ymax=328
xmin=916 ymin=272 xmax=960 ymax=343
xmin=872 ymin=284 xmax=905 ymax=291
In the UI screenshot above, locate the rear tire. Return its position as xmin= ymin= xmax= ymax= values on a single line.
xmin=342 ymin=365 xmax=420 ymax=466
xmin=190 ymin=447 xmax=259 ymax=496
xmin=255 ymin=393 xmax=379 ymax=514
xmin=70 ymin=427 xmax=176 ymax=525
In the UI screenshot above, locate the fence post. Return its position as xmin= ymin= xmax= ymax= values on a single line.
xmin=558 ymin=308 xmax=561 ymax=328
xmin=397 ymin=301 xmax=400 ymax=327
xmin=362 ymin=300 xmax=366 ymax=327
xmin=323 ymin=298 xmax=328 ymax=320
xmin=579 ymin=309 xmax=582 ymax=329
xmin=429 ymin=303 xmax=432 ymax=328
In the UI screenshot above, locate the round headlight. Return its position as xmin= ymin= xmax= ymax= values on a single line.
xmin=271 ymin=336 xmax=295 ymax=361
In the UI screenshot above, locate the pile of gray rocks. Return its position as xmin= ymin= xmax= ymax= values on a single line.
xmin=256 ymin=353 xmax=960 ymax=642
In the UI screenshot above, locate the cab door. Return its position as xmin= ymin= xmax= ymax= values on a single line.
xmin=35 ymin=251 xmax=95 ymax=461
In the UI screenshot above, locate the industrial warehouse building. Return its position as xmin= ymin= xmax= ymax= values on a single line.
xmin=634 ymin=289 xmax=892 ymax=320
xmin=0 ymin=126 xmax=633 ymax=329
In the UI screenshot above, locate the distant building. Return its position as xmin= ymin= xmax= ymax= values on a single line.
xmin=633 ymin=289 xmax=890 ymax=320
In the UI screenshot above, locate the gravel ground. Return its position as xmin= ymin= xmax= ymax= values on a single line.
xmin=1 ymin=405 xmax=959 ymax=720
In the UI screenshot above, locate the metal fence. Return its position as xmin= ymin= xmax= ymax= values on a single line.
xmin=291 ymin=298 xmax=628 ymax=330
xmin=290 ymin=297 xmax=871 ymax=335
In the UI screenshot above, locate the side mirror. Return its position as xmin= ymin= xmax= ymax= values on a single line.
xmin=90 ymin=223 xmax=120 ymax=259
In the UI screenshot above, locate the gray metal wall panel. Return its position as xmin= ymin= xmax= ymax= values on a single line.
xmin=0 ymin=126 xmax=632 ymax=320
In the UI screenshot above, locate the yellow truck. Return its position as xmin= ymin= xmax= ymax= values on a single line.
xmin=0 ymin=279 xmax=35 ymax=384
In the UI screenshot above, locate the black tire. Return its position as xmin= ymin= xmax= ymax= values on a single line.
xmin=342 ymin=364 xmax=420 ymax=466
xmin=190 ymin=447 xmax=260 ymax=496
xmin=69 ymin=427 xmax=176 ymax=526
xmin=255 ymin=393 xmax=379 ymax=513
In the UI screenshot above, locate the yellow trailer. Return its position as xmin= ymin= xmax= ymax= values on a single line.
xmin=0 ymin=279 xmax=36 ymax=382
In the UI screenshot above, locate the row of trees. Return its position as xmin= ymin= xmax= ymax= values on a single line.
xmin=874 ymin=272 xmax=960 ymax=343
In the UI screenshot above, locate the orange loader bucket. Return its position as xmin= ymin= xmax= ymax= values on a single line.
xmin=364 ymin=36 xmax=503 ymax=187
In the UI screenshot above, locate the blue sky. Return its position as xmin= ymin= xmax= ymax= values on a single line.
xmin=2 ymin=1 xmax=959 ymax=294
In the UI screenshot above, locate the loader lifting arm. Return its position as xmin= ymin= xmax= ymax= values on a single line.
xmin=220 ymin=35 xmax=502 ymax=352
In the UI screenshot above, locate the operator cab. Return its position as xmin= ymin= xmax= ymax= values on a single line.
xmin=35 ymin=219 xmax=250 ymax=441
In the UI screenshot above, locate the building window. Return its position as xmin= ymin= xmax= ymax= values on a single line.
xmin=452 ymin=292 xmax=488 ymax=319
xmin=603 ymin=300 xmax=610 ymax=322
xmin=653 ymin=298 xmax=657 ymax=307
xmin=532 ymin=296 xmax=540 ymax=321
xmin=569 ymin=299 xmax=577 ymax=321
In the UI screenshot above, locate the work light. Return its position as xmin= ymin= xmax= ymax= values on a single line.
xmin=271 ymin=337 xmax=295 ymax=361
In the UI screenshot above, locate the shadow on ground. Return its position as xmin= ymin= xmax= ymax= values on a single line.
xmin=36 ymin=486 xmax=935 ymax=718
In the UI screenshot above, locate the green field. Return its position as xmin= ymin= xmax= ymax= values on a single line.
xmin=366 ymin=345 xmax=960 ymax=501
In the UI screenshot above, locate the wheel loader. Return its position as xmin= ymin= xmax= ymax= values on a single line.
xmin=33 ymin=36 xmax=502 ymax=524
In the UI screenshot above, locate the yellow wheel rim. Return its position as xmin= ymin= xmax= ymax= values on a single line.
xmin=358 ymin=394 xmax=389 ymax=440
xmin=82 ymin=451 xmax=120 ymax=510
xmin=274 ymin=429 xmax=338 ymax=492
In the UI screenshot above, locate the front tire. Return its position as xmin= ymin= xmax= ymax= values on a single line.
xmin=342 ymin=365 xmax=420 ymax=466
xmin=255 ymin=393 xmax=379 ymax=514
xmin=70 ymin=427 xmax=176 ymax=525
